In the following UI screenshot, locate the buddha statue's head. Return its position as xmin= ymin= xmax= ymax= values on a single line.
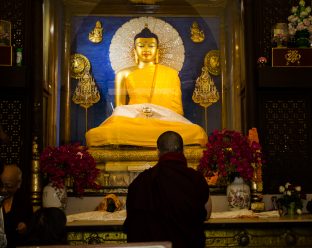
xmin=134 ymin=27 xmax=159 ymax=64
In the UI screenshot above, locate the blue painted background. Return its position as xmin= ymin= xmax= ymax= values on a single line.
xmin=70 ymin=16 xmax=221 ymax=144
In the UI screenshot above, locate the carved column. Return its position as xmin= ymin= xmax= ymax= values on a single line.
xmin=31 ymin=137 xmax=42 ymax=211
xmin=60 ymin=10 xmax=72 ymax=144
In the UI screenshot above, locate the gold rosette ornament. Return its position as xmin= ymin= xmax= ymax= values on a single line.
xmin=71 ymin=54 xmax=91 ymax=79
xmin=205 ymin=50 xmax=220 ymax=76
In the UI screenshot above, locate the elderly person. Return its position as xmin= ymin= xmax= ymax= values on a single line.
xmin=0 ymin=164 xmax=33 ymax=247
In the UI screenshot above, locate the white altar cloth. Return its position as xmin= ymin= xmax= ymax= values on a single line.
xmin=66 ymin=209 xmax=279 ymax=223
xmin=211 ymin=209 xmax=280 ymax=219
xmin=67 ymin=209 xmax=126 ymax=222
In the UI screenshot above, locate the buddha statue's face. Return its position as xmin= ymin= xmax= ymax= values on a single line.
xmin=134 ymin=37 xmax=158 ymax=63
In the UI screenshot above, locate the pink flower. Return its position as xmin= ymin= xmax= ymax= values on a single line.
xmin=303 ymin=18 xmax=311 ymax=26
xmin=257 ymin=56 xmax=267 ymax=64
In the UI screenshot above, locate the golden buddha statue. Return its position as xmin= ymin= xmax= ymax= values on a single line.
xmin=86 ymin=27 xmax=207 ymax=147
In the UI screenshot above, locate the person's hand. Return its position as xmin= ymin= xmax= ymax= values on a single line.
xmin=205 ymin=196 xmax=212 ymax=220
xmin=16 ymin=222 xmax=27 ymax=234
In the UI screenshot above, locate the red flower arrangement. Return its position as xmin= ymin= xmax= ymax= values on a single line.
xmin=40 ymin=143 xmax=100 ymax=195
xmin=198 ymin=129 xmax=263 ymax=185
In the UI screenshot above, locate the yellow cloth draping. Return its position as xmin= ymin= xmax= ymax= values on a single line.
xmin=86 ymin=64 xmax=208 ymax=147
xmin=126 ymin=64 xmax=183 ymax=115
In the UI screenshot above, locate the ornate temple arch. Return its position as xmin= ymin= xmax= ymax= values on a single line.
xmin=42 ymin=0 xmax=246 ymax=195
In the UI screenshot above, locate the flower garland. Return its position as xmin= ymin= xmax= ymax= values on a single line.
xmin=40 ymin=143 xmax=100 ymax=195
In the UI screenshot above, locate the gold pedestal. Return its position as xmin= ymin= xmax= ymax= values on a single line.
xmin=87 ymin=146 xmax=204 ymax=190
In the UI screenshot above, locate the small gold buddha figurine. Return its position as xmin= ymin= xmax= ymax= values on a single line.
xmin=89 ymin=21 xmax=103 ymax=43
xmin=190 ymin=21 xmax=205 ymax=43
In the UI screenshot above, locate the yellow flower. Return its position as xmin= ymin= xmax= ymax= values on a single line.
xmin=299 ymin=0 xmax=305 ymax=7
xmin=295 ymin=186 xmax=301 ymax=192
xmin=285 ymin=182 xmax=291 ymax=189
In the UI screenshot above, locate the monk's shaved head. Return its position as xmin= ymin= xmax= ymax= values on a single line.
xmin=157 ymin=131 xmax=183 ymax=157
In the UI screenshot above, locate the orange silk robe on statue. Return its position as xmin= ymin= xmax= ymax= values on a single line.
xmin=86 ymin=64 xmax=208 ymax=147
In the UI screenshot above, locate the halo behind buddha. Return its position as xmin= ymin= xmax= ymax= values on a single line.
xmin=109 ymin=16 xmax=185 ymax=73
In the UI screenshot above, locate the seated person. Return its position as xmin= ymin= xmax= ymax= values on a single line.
xmin=24 ymin=207 xmax=67 ymax=245
xmin=0 ymin=164 xmax=33 ymax=247
xmin=86 ymin=27 xmax=207 ymax=147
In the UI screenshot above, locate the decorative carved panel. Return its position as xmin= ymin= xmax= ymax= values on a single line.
xmin=67 ymin=220 xmax=312 ymax=247
xmin=0 ymin=99 xmax=24 ymax=165
xmin=259 ymin=92 xmax=312 ymax=193
xmin=0 ymin=0 xmax=25 ymax=48
xmin=256 ymin=0 xmax=298 ymax=61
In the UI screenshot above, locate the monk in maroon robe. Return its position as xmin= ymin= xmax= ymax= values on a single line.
xmin=124 ymin=131 xmax=211 ymax=248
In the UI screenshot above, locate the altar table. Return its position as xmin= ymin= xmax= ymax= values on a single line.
xmin=67 ymin=214 xmax=312 ymax=247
